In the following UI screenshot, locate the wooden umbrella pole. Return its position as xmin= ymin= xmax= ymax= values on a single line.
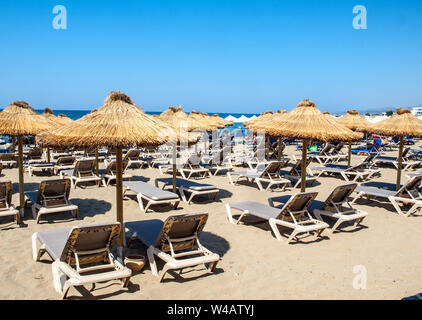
xmin=17 ymin=135 xmax=24 ymax=224
xmin=172 ymin=143 xmax=177 ymax=193
xmin=95 ymin=149 xmax=99 ymax=175
xmin=301 ymin=138 xmax=308 ymax=192
xmin=277 ymin=137 xmax=282 ymax=161
xmin=348 ymin=142 xmax=352 ymax=167
xmin=116 ymin=147 xmax=124 ymax=247
xmin=47 ymin=147 xmax=51 ymax=163
xmin=396 ymin=136 xmax=404 ymax=191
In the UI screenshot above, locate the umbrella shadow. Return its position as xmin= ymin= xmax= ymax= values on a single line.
xmin=69 ymin=198 xmax=112 ymax=218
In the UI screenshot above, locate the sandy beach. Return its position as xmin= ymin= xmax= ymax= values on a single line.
xmin=1 ymin=143 xmax=422 ymax=300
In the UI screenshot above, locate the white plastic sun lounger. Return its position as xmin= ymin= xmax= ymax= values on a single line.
xmin=60 ymin=159 xmax=102 ymax=189
xmin=155 ymin=177 xmax=219 ymax=204
xmin=125 ymin=213 xmax=219 ymax=282
xmin=32 ymin=222 xmax=132 ymax=299
xmin=227 ymin=161 xmax=291 ymax=191
xmin=25 ymin=162 xmax=55 ymax=176
xmin=123 ymin=181 xmax=180 ymax=212
xmin=281 ymin=159 xmax=317 ymax=188
xmin=53 ymin=156 xmax=76 ymax=175
xmin=351 ymin=175 xmax=422 ymax=217
xmin=99 ymin=160 xmax=133 ymax=186
xmin=0 ymin=181 xmax=19 ymax=224
xmin=24 ymin=179 xmax=78 ymax=224
xmin=310 ymin=163 xmax=380 ymax=182
xmin=0 ymin=153 xmax=17 ymax=168
xmin=226 ymin=192 xmax=329 ymax=244
xmin=313 ymin=183 xmax=368 ymax=233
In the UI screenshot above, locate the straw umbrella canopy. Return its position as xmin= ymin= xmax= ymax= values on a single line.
xmin=0 ymin=101 xmax=54 ymax=224
xmin=212 ymin=114 xmax=233 ymax=127
xmin=187 ymin=110 xmax=220 ymax=132
xmin=265 ymin=99 xmax=362 ymax=191
xmin=370 ymin=108 xmax=422 ymax=190
xmin=336 ymin=109 xmax=373 ymax=167
xmin=57 ymin=113 xmax=74 ymax=124
xmin=37 ymin=91 xmax=171 ymax=245
xmin=244 ymin=110 xmax=274 ymax=127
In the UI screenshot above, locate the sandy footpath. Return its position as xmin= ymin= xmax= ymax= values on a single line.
xmin=1 ymin=143 xmax=422 ymax=300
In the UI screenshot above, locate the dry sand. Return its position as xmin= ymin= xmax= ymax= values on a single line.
xmin=1 ymin=143 xmax=422 ymax=300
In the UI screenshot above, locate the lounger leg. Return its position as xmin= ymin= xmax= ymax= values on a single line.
xmin=147 ymin=246 xmax=158 ymax=277
xmin=52 ymin=261 xmax=68 ymax=296
xmin=179 ymin=188 xmax=188 ymax=202
xmin=209 ymin=260 xmax=218 ymax=273
xmin=330 ymin=219 xmax=345 ymax=233
xmin=159 ymin=264 xmax=171 ymax=282
xmin=32 ymin=233 xmax=46 ymax=261
xmin=255 ymin=179 xmax=264 ymax=191
xmin=269 ymin=218 xmax=290 ymax=242
xmin=225 ymin=204 xmax=236 ymax=224
xmin=173 ymin=200 xmax=180 ymax=209
xmin=137 ymin=194 xmax=145 ymax=212
xmin=227 ymin=172 xmax=234 ymax=185
xmin=351 ymin=192 xmax=364 ymax=205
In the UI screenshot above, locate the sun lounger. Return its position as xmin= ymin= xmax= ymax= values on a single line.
xmin=227 ymin=161 xmax=291 ymax=191
xmin=351 ymin=175 xmax=422 ymax=217
xmin=25 ymin=162 xmax=55 ymax=176
xmin=32 ymin=222 xmax=132 ymax=299
xmin=123 ymin=181 xmax=180 ymax=212
xmin=0 ymin=153 xmax=17 ymax=168
xmin=225 ymin=192 xmax=328 ymax=243
xmin=313 ymin=183 xmax=368 ymax=233
xmin=0 ymin=181 xmax=19 ymax=224
xmin=24 ymin=179 xmax=78 ymax=223
xmin=159 ymin=154 xmax=212 ymax=179
xmin=53 ymin=156 xmax=76 ymax=175
xmin=307 ymin=144 xmax=341 ymax=164
xmin=281 ymin=159 xmax=317 ymax=188
xmin=123 ymin=149 xmax=149 ymax=168
xmin=125 ymin=213 xmax=219 ymax=282
xmin=310 ymin=162 xmax=380 ymax=182
xmin=155 ymin=177 xmax=219 ymax=204
xmin=60 ymin=159 xmax=102 ymax=189
xmin=26 ymin=148 xmax=44 ymax=164
xmin=99 ymin=160 xmax=133 ymax=186
xmin=351 ymin=139 xmax=382 ymax=155
xmin=201 ymin=147 xmax=234 ymax=175
xmin=50 ymin=148 xmax=72 ymax=160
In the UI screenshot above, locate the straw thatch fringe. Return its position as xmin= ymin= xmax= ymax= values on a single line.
xmin=370 ymin=108 xmax=422 ymax=137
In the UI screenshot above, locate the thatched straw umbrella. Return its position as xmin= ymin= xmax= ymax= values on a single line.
xmin=370 ymin=108 xmax=422 ymax=190
xmin=212 ymin=114 xmax=233 ymax=127
xmin=336 ymin=109 xmax=373 ymax=167
xmin=159 ymin=106 xmax=202 ymax=192
xmin=248 ymin=110 xmax=287 ymax=161
xmin=0 ymin=101 xmax=54 ymax=223
xmin=265 ymin=100 xmax=362 ymax=191
xmin=37 ymin=91 xmax=170 ymax=245
xmin=57 ymin=113 xmax=74 ymax=123
xmin=244 ymin=110 xmax=273 ymax=127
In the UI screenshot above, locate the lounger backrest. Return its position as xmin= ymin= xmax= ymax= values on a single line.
xmin=289 ymin=159 xmax=311 ymax=176
xmin=0 ymin=181 xmax=13 ymax=209
xmin=277 ymin=192 xmax=318 ymax=222
xmin=402 ymin=147 xmax=410 ymax=159
xmin=56 ymin=156 xmax=75 ymax=166
xmin=124 ymin=149 xmax=141 ymax=160
xmin=318 ymin=144 xmax=332 ymax=155
xmin=319 ymin=184 xmax=357 ymax=212
xmin=106 ymin=160 xmax=129 ymax=174
xmin=74 ymin=159 xmax=96 ymax=177
xmin=397 ymin=176 xmax=422 ymax=198
xmin=28 ymin=148 xmax=43 ymax=159
xmin=59 ymin=222 xmax=121 ymax=267
xmin=332 ymin=143 xmax=344 ymax=154
xmin=37 ymin=179 xmax=71 ymax=207
xmin=154 ymin=213 xmax=208 ymax=252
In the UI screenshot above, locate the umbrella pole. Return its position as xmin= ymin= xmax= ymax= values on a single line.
xmin=47 ymin=147 xmax=51 ymax=163
xmin=277 ymin=137 xmax=282 ymax=161
xmin=301 ymin=138 xmax=308 ymax=192
xmin=396 ymin=136 xmax=404 ymax=191
xmin=348 ymin=142 xmax=352 ymax=167
xmin=172 ymin=143 xmax=177 ymax=193
xmin=12 ymin=135 xmax=16 ymax=152
xmin=95 ymin=149 xmax=99 ymax=175
xmin=116 ymin=147 xmax=124 ymax=248
xmin=17 ymin=135 xmax=24 ymax=224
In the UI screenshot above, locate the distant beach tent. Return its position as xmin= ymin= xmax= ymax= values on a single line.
xmin=370 ymin=108 xmax=422 ymax=190
xmin=264 ymin=99 xmax=362 ymax=191
xmin=0 ymin=101 xmax=54 ymax=224
xmin=37 ymin=91 xmax=171 ymax=246
xmin=336 ymin=109 xmax=373 ymax=167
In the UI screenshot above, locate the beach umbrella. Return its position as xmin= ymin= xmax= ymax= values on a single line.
xmin=159 ymin=106 xmax=203 ymax=192
xmin=248 ymin=110 xmax=287 ymax=161
xmin=370 ymin=108 xmax=422 ymax=190
xmin=37 ymin=91 xmax=171 ymax=245
xmin=0 ymin=101 xmax=54 ymax=224
xmin=212 ymin=114 xmax=233 ymax=127
xmin=57 ymin=113 xmax=74 ymax=124
xmin=265 ymin=99 xmax=362 ymax=191
xmin=336 ymin=110 xmax=373 ymax=167
xmin=244 ymin=110 xmax=274 ymax=127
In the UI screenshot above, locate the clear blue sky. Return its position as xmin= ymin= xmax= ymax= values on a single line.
xmin=0 ymin=0 xmax=421 ymax=114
